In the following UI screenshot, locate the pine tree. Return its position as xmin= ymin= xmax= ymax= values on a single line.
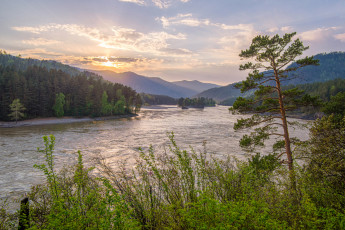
xmin=230 ymin=32 xmax=320 ymax=186
xmin=9 ymin=98 xmax=26 ymax=123
xmin=53 ymin=93 xmax=65 ymax=117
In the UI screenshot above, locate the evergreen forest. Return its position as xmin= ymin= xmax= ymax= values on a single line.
xmin=177 ymin=97 xmax=216 ymax=108
xmin=0 ymin=52 xmax=141 ymax=121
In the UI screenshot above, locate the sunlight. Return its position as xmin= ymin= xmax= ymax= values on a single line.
xmin=100 ymin=61 xmax=118 ymax=68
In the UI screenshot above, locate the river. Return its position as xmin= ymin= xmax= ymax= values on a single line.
xmin=0 ymin=105 xmax=310 ymax=202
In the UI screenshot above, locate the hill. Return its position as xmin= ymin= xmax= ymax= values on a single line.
xmin=140 ymin=93 xmax=177 ymax=105
xmin=0 ymin=50 xmax=81 ymax=76
xmin=285 ymin=78 xmax=345 ymax=101
xmin=172 ymin=80 xmax=220 ymax=93
xmin=0 ymin=50 xmax=103 ymax=80
xmin=0 ymin=53 xmax=140 ymax=121
xmin=197 ymin=52 xmax=345 ymax=104
xmin=284 ymin=52 xmax=345 ymax=85
xmin=91 ymin=70 xmax=199 ymax=98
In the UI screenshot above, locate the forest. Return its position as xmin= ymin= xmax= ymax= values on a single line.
xmin=0 ymin=52 xmax=141 ymax=121
xmin=177 ymin=97 xmax=216 ymax=108
xmin=140 ymin=93 xmax=177 ymax=105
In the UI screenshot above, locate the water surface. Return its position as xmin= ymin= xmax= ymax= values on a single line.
xmin=0 ymin=106 xmax=309 ymax=200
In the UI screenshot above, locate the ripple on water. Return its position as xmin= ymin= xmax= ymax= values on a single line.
xmin=0 ymin=106 xmax=310 ymax=202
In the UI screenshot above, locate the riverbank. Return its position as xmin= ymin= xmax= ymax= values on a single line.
xmin=0 ymin=114 xmax=138 ymax=128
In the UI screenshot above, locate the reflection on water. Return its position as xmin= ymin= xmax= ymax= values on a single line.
xmin=0 ymin=106 xmax=310 ymax=200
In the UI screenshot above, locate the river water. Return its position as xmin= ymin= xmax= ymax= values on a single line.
xmin=0 ymin=106 xmax=310 ymax=201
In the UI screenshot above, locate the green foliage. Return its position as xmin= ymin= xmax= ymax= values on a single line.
xmin=101 ymin=91 xmax=112 ymax=116
xmin=134 ymin=94 xmax=142 ymax=114
xmin=322 ymin=92 xmax=345 ymax=118
xmin=289 ymin=78 xmax=345 ymax=102
xmin=52 ymin=93 xmax=65 ymax=117
xmin=140 ymin=93 xmax=177 ymax=105
xmin=177 ymin=97 xmax=216 ymax=107
xmin=99 ymin=133 xmax=345 ymax=229
xmin=301 ymin=115 xmax=345 ymax=205
xmin=114 ymin=96 xmax=126 ymax=115
xmin=0 ymin=199 xmax=18 ymax=229
xmin=231 ymin=33 xmax=319 ymax=176
xmin=8 ymin=98 xmax=26 ymax=123
xmin=2 ymin=133 xmax=345 ymax=229
xmin=29 ymin=135 xmax=139 ymax=229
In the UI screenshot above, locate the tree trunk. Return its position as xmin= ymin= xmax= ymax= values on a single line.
xmin=274 ymin=69 xmax=296 ymax=189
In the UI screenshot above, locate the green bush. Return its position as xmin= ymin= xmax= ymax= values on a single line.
xmin=2 ymin=133 xmax=345 ymax=229
xmin=27 ymin=135 xmax=139 ymax=229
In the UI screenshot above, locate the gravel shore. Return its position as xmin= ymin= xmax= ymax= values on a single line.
xmin=0 ymin=114 xmax=138 ymax=128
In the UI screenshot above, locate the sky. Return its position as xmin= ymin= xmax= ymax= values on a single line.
xmin=1 ymin=0 xmax=345 ymax=85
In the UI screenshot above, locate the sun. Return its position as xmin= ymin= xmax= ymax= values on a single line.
xmin=100 ymin=61 xmax=118 ymax=68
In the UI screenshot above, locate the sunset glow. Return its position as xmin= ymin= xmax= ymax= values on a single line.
xmin=1 ymin=0 xmax=345 ymax=84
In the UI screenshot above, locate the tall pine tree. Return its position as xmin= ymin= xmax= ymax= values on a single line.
xmin=230 ymin=32 xmax=319 ymax=186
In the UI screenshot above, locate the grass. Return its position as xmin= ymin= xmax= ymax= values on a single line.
xmin=1 ymin=133 xmax=345 ymax=229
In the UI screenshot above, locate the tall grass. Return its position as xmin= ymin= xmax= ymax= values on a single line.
xmin=1 ymin=133 xmax=345 ymax=229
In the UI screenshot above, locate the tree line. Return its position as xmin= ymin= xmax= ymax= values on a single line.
xmin=177 ymin=97 xmax=216 ymax=108
xmin=140 ymin=93 xmax=177 ymax=105
xmin=0 ymin=64 xmax=141 ymax=121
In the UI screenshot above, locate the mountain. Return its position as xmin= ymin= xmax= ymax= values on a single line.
xmin=0 ymin=53 xmax=139 ymax=121
xmin=284 ymin=52 xmax=345 ymax=85
xmin=172 ymin=80 xmax=220 ymax=93
xmin=197 ymin=52 xmax=345 ymax=104
xmin=196 ymin=83 xmax=241 ymax=102
xmin=91 ymin=70 xmax=199 ymax=98
xmin=0 ymin=51 xmax=103 ymax=81
xmin=0 ymin=51 xmax=81 ymax=76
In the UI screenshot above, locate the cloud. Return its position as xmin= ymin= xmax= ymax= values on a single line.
xmin=72 ymin=56 xmax=165 ymax=72
xmin=22 ymin=38 xmax=60 ymax=46
xmin=108 ymin=57 xmax=139 ymax=63
xmin=157 ymin=14 xmax=210 ymax=28
xmin=8 ymin=48 xmax=63 ymax=59
xmin=267 ymin=27 xmax=279 ymax=33
xmin=281 ymin=26 xmax=293 ymax=32
xmin=118 ymin=0 xmax=145 ymax=5
xmin=157 ymin=13 xmax=253 ymax=32
xmin=156 ymin=13 xmax=258 ymax=65
xmin=299 ymin=27 xmax=338 ymax=41
xmin=334 ymin=33 xmax=345 ymax=42
xmin=152 ymin=0 xmax=190 ymax=8
xmin=118 ymin=0 xmax=189 ymax=8
xmin=152 ymin=0 xmax=171 ymax=8
xmin=12 ymin=23 xmax=187 ymax=56
xmin=12 ymin=25 xmax=53 ymax=34
xmin=159 ymin=47 xmax=192 ymax=55
xmin=99 ymin=27 xmax=187 ymax=55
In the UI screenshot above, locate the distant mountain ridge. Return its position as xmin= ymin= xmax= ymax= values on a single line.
xmin=0 ymin=51 xmax=221 ymax=99
xmin=172 ymin=80 xmax=220 ymax=93
xmin=197 ymin=52 xmax=345 ymax=104
xmin=91 ymin=70 xmax=220 ymax=98
xmin=0 ymin=51 xmax=82 ymax=76
xmin=0 ymin=51 xmax=103 ymax=81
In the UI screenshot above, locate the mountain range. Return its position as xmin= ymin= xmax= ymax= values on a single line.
xmin=197 ymin=52 xmax=345 ymax=104
xmin=91 ymin=70 xmax=220 ymax=98
xmin=1 ymin=51 xmax=344 ymax=103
